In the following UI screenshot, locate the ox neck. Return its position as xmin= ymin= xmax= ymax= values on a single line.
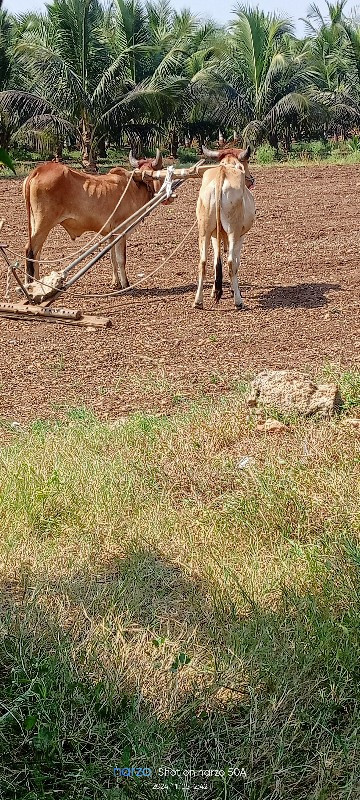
xmin=219 ymin=160 xmax=254 ymax=189
xmin=137 ymin=179 xmax=155 ymax=198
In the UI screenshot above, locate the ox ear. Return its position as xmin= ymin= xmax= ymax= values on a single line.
xmin=129 ymin=151 xmax=139 ymax=168
xmin=151 ymin=148 xmax=162 ymax=169
xmin=238 ymin=145 xmax=251 ymax=162
xmin=202 ymin=145 xmax=220 ymax=159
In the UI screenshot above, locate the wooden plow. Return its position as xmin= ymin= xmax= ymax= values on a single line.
xmin=0 ymin=160 xmax=218 ymax=329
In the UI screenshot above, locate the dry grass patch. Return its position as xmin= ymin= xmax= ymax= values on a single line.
xmin=0 ymin=375 xmax=359 ymax=799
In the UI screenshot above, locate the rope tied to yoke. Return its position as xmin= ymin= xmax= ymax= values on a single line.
xmin=87 ymin=219 xmax=198 ymax=314
xmin=0 ymin=163 xmax=199 ymax=308
xmin=1 ymin=168 xmax=137 ymax=299
xmin=1 ymin=217 xmax=198 ymax=312
xmin=5 ymin=170 xmax=135 ymax=276
xmin=17 ymin=168 xmax=136 ymax=271
xmin=164 ymin=164 xmax=175 ymax=199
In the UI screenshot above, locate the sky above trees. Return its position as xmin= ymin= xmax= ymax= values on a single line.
xmin=5 ymin=0 xmax=331 ymax=34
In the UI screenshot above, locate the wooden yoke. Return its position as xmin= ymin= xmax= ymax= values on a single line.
xmin=132 ymin=163 xmax=220 ymax=181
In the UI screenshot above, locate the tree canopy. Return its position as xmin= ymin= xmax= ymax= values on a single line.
xmin=0 ymin=0 xmax=359 ymax=168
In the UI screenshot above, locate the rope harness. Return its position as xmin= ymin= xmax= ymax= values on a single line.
xmin=88 ymin=220 xmax=197 ymax=314
xmin=0 ymin=164 xmax=198 ymax=310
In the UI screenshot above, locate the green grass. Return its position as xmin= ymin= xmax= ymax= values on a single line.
xmin=0 ymin=377 xmax=359 ymax=799
xmin=259 ymin=151 xmax=360 ymax=168
xmin=3 ymin=140 xmax=360 ymax=179
xmin=254 ymin=140 xmax=360 ymax=167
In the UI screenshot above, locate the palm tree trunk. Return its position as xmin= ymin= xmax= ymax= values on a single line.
xmin=269 ymin=132 xmax=279 ymax=154
xmin=169 ymin=128 xmax=179 ymax=158
xmin=54 ymin=139 xmax=63 ymax=162
xmin=128 ymin=134 xmax=140 ymax=158
xmin=80 ymin=119 xmax=97 ymax=172
xmin=98 ymin=136 xmax=107 ymax=159
xmin=0 ymin=126 xmax=11 ymax=151
xmin=283 ymin=126 xmax=291 ymax=153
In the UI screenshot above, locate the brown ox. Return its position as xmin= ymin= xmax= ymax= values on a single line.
xmin=23 ymin=150 xmax=164 ymax=288
xmin=194 ymin=145 xmax=255 ymax=309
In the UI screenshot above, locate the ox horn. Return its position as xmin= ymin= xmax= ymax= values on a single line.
xmin=129 ymin=151 xmax=139 ymax=168
xmin=238 ymin=145 xmax=251 ymax=161
xmin=151 ymin=148 xmax=162 ymax=169
xmin=202 ymin=145 xmax=220 ymax=160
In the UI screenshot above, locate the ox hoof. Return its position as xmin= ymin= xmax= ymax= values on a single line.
xmin=235 ymin=302 xmax=245 ymax=311
xmin=193 ymin=301 xmax=203 ymax=309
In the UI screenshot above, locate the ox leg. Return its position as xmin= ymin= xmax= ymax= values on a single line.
xmin=228 ymin=235 xmax=244 ymax=309
xmin=210 ymin=234 xmax=221 ymax=299
xmin=25 ymin=227 xmax=50 ymax=285
xmin=111 ymin=238 xmax=129 ymax=289
xmin=110 ymin=240 xmax=120 ymax=288
xmin=116 ymin=238 xmax=129 ymax=289
xmin=194 ymin=229 xmax=210 ymax=309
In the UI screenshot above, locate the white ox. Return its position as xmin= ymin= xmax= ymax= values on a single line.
xmin=194 ymin=145 xmax=255 ymax=309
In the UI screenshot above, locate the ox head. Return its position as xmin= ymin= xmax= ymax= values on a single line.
xmin=202 ymin=144 xmax=255 ymax=189
xmin=129 ymin=149 xmax=171 ymax=200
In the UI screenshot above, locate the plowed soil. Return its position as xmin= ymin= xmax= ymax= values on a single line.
xmin=0 ymin=164 xmax=359 ymax=422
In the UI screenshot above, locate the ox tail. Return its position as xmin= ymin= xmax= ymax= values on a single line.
xmin=24 ymin=175 xmax=35 ymax=280
xmin=214 ymin=167 xmax=225 ymax=303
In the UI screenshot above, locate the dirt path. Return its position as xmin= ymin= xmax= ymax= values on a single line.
xmin=0 ymin=164 xmax=359 ymax=422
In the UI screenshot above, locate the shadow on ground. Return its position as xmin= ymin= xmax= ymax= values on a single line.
xmin=257 ymin=282 xmax=341 ymax=309
xmin=124 ymin=281 xmax=253 ymax=300
xmin=0 ymin=545 xmax=359 ymax=799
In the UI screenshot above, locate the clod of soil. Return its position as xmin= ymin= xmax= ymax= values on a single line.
xmin=248 ymin=369 xmax=342 ymax=416
xmin=255 ymin=418 xmax=289 ymax=433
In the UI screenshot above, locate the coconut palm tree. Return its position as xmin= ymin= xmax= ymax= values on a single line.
xmin=107 ymin=1 xmax=225 ymax=156
xmin=1 ymin=0 xmax=360 ymax=159
xmin=106 ymin=0 xmax=190 ymax=155
xmin=173 ymin=20 xmax=226 ymax=152
xmin=0 ymin=2 xmax=12 ymax=91
xmin=302 ymin=0 xmax=349 ymax=36
xmin=0 ymin=0 xmax=186 ymax=169
xmin=0 ymin=1 xmax=21 ymax=151
xmin=217 ymin=6 xmax=313 ymax=148
xmin=303 ymin=0 xmax=360 ymax=137
xmin=156 ymin=14 xmax=226 ymax=155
